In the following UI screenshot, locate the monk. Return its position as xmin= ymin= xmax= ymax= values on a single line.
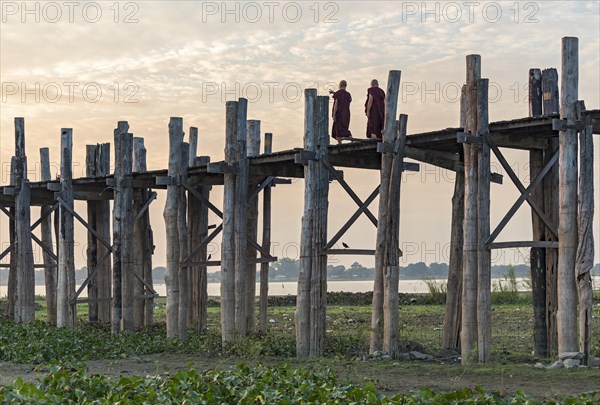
xmin=329 ymin=80 xmax=352 ymax=143
xmin=365 ymin=79 xmax=385 ymax=139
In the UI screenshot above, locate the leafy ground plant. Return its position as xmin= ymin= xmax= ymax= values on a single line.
xmin=1 ymin=364 xmax=598 ymax=404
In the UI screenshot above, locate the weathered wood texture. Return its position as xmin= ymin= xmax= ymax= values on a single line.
xmin=575 ymin=101 xmax=594 ymax=365
xmin=96 ymin=143 xmax=112 ymax=323
xmin=528 ymin=68 xmax=548 ymax=356
xmin=133 ymin=137 xmax=153 ymax=327
xmin=39 ymin=147 xmax=57 ymax=325
xmin=383 ymin=114 xmax=407 ymax=358
xmin=476 ymin=79 xmax=491 ymax=364
xmin=164 ymin=118 xmax=183 ymax=338
xmin=245 ymin=120 xmax=261 ymax=333
xmin=221 ymin=102 xmax=238 ymax=344
xmin=86 ymin=145 xmax=99 ymax=322
xmin=442 ymin=85 xmax=466 ymax=351
xmin=233 ymin=99 xmax=249 ymax=336
xmin=309 ymin=95 xmax=330 ymax=357
xmin=296 ymin=89 xmax=316 ymax=358
xmin=557 ymin=37 xmax=578 ymax=355
xmin=120 ymin=132 xmax=135 ymax=332
xmin=371 ymin=70 xmax=401 ymax=354
xmin=461 ymin=55 xmax=481 ymax=365
xmin=6 ymin=158 xmax=17 ymax=319
xmin=542 ymin=67 xmax=559 ymax=355
xmin=14 ymin=118 xmax=35 ymax=323
xmin=57 ymin=128 xmax=75 ymax=328
xmin=259 ymin=133 xmax=273 ymax=334
xmin=178 ymin=142 xmax=190 ymax=341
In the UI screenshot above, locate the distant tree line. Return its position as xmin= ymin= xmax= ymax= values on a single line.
xmin=2 ymin=260 xmax=599 ymax=285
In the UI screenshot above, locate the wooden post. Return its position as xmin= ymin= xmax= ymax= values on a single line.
xmin=476 ymin=78 xmax=491 ymax=363
xmin=221 ymin=102 xmax=238 ymax=344
xmin=86 ymin=145 xmax=99 ymax=322
xmin=6 ymin=157 xmax=17 ymax=319
xmin=259 ymin=132 xmax=273 ymax=334
xmin=542 ymin=67 xmax=559 ymax=355
xmin=96 ymin=143 xmax=112 ymax=323
xmin=133 ymin=137 xmax=150 ymax=328
xmin=164 ymin=117 xmax=183 ymax=338
xmin=557 ymin=37 xmax=578 ymax=356
xmin=14 ymin=117 xmax=35 ymax=323
xmin=442 ymin=85 xmax=465 ymax=351
xmin=309 ymin=95 xmax=330 ymax=357
xmin=57 ymin=128 xmax=75 ymax=328
xmin=112 ymin=121 xmax=129 ymax=334
xmin=528 ymin=68 xmax=548 ymax=356
xmin=120 ymin=132 xmax=134 ymax=331
xmin=296 ymin=89 xmax=316 ymax=358
xmin=383 ymin=114 xmax=407 ymax=358
xmin=187 ymin=127 xmax=199 ymax=330
xmin=245 ymin=119 xmax=261 ymax=333
xmin=39 ymin=147 xmax=57 ymax=325
xmin=234 ymin=98 xmax=249 ymax=336
xmin=461 ymin=55 xmax=481 ymax=365
xmin=575 ymin=101 xmax=594 ymax=365
xmin=371 ymin=70 xmax=401 ymax=354
xmin=178 ymin=142 xmax=190 ymax=341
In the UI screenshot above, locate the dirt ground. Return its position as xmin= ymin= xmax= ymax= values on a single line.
xmin=2 ymin=354 xmax=599 ymax=401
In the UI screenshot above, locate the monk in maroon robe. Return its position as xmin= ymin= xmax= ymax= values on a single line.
xmin=330 ymin=80 xmax=352 ymax=143
xmin=365 ymin=79 xmax=385 ymax=138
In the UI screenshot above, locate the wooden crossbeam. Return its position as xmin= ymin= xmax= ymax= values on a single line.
xmin=134 ymin=191 xmax=157 ymax=223
xmin=325 ymin=249 xmax=376 ymax=255
xmin=58 ymin=197 xmax=113 ymax=252
xmin=182 ymin=181 xmax=223 ymax=219
xmin=323 ymin=185 xmax=380 ymax=250
xmin=486 ymin=147 xmax=559 ymax=245
xmin=71 ymin=249 xmax=111 ymax=303
xmin=322 ymin=159 xmax=378 ymax=226
xmin=484 ymin=132 xmax=559 ymax=240
xmin=184 ymin=256 xmax=277 ymax=268
xmin=489 ymin=241 xmax=559 ymax=249
xmin=248 ymin=176 xmax=274 ymax=201
xmin=182 ymin=223 xmax=223 ymax=264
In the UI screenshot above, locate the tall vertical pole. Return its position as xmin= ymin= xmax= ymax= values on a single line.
xmin=221 ymin=102 xmax=238 ymax=344
xmin=557 ymin=37 xmax=578 ymax=355
xmin=14 ymin=117 xmax=35 ymax=323
xmin=96 ymin=143 xmax=112 ymax=323
xmin=296 ymin=89 xmax=316 ymax=358
xmin=164 ymin=118 xmax=183 ymax=338
xmin=461 ymin=55 xmax=481 ymax=364
xmin=40 ymin=147 xmax=57 ymax=325
xmin=542 ymin=67 xmax=560 ymax=355
xmin=178 ymin=142 xmax=190 ymax=341
xmin=259 ymin=132 xmax=273 ymax=334
xmin=58 ymin=128 xmax=75 ymax=328
xmin=528 ymin=68 xmax=548 ymax=356
xmin=442 ymin=85 xmax=465 ymax=351
xmin=476 ymin=78 xmax=491 ymax=363
xmin=133 ymin=137 xmax=149 ymax=328
xmin=86 ymin=145 xmax=99 ymax=322
xmin=371 ymin=70 xmax=401 ymax=354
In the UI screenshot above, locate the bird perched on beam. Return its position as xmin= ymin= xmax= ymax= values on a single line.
xmin=342 ymin=242 xmax=350 ymax=249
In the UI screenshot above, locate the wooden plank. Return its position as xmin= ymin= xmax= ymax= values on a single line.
xmin=489 ymin=241 xmax=559 ymax=249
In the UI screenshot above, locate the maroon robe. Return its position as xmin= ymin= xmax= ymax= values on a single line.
xmin=332 ymin=89 xmax=352 ymax=139
xmin=365 ymin=86 xmax=385 ymax=138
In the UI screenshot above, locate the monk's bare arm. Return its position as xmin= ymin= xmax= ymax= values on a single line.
xmin=366 ymin=94 xmax=373 ymax=117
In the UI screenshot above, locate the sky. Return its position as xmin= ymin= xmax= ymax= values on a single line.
xmin=0 ymin=0 xmax=599 ymax=270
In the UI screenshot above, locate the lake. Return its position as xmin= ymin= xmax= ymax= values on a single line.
xmin=2 ymin=277 xmax=582 ymax=298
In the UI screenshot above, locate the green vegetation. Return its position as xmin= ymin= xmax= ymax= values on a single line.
xmin=1 ymin=364 xmax=598 ymax=404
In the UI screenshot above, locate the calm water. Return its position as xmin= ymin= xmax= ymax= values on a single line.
xmin=5 ymin=277 xmax=596 ymax=298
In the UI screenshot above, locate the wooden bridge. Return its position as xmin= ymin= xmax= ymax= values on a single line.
xmin=1 ymin=37 xmax=597 ymax=365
